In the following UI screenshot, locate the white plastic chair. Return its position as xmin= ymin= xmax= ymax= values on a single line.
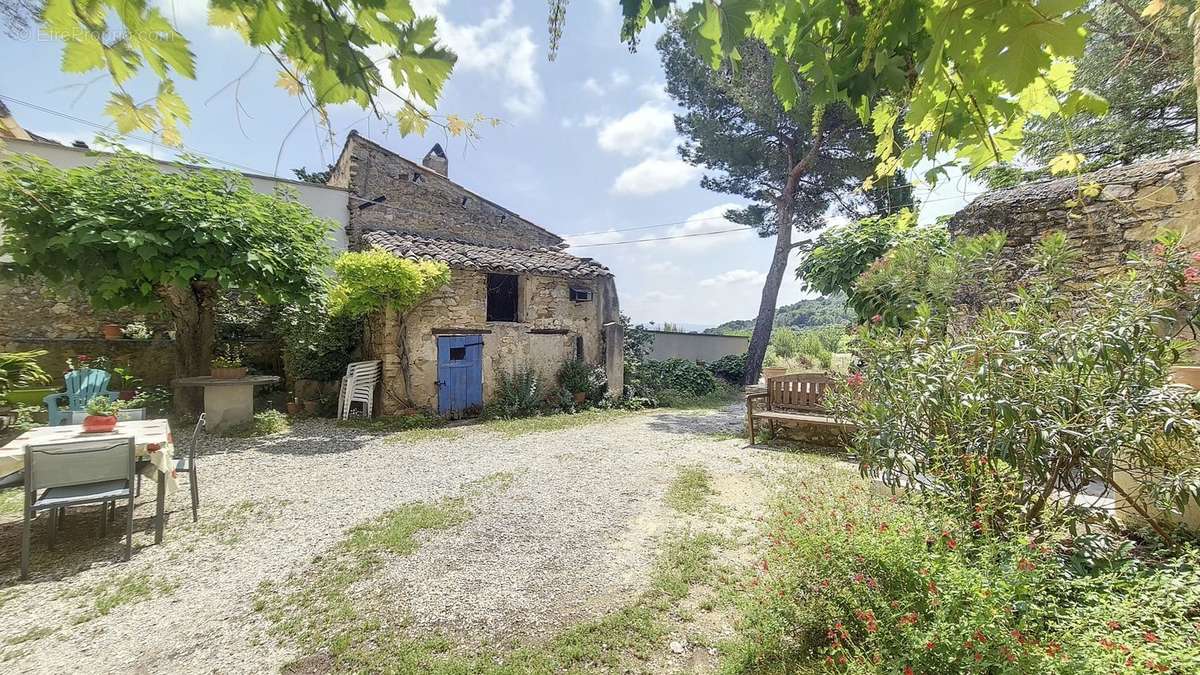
xmin=338 ymin=360 xmax=381 ymax=420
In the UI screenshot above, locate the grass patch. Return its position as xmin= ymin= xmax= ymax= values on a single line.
xmin=60 ymin=572 xmax=178 ymax=620
xmin=384 ymin=426 xmax=463 ymax=445
xmin=4 ymin=626 xmax=55 ymax=646
xmin=220 ymin=410 xmax=290 ymax=438
xmin=483 ymin=408 xmax=636 ymax=438
xmin=0 ymin=487 xmax=22 ymax=520
xmin=337 ymin=413 xmax=446 ymax=433
xmin=659 ymin=383 xmax=743 ymax=410
xmin=194 ymin=499 xmax=278 ymax=546
xmin=665 ymin=465 xmax=717 ymax=514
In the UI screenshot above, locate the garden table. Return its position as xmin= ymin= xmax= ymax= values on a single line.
xmin=0 ymin=419 xmax=178 ymax=544
xmin=174 ymin=375 xmax=281 ymax=432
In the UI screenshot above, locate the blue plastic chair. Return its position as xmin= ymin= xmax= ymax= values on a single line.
xmin=43 ymin=369 xmax=119 ymax=426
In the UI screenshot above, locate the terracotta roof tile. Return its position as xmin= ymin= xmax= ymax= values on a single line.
xmin=364 ymin=230 xmax=612 ymax=278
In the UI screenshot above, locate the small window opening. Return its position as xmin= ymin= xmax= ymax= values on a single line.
xmin=575 ymin=335 xmax=584 ymax=361
xmin=486 ymin=273 xmax=519 ymax=322
xmin=569 ymin=287 xmax=593 ymax=302
xmin=498 ymin=214 xmax=507 ymax=223
xmin=449 ymin=346 xmax=466 ymax=361
xmin=410 ymin=173 xmax=424 ymax=184
xmin=460 ymin=196 xmax=470 ymax=207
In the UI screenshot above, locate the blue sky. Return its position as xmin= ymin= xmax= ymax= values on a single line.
xmin=0 ymin=0 xmax=983 ymax=329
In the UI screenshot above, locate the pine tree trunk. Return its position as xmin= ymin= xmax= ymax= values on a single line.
xmin=742 ymin=213 xmax=793 ymax=385
xmin=159 ymin=282 xmax=218 ymax=414
xmin=1194 ymin=0 xmax=1199 ymax=143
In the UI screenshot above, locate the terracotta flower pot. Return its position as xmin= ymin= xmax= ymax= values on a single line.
xmin=101 ymin=324 xmax=123 ymax=340
xmin=286 ymin=401 xmax=303 ymax=415
xmin=211 ymin=367 xmax=248 ymax=380
xmin=82 ymin=415 xmax=117 ymax=433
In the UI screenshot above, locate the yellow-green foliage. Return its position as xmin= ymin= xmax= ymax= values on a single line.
xmin=329 ymin=250 xmax=450 ymax=318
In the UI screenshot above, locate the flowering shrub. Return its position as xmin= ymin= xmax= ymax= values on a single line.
xmin=830 ymin=232 xmax=1200 ymax=539
xmin=724 ymin=473 xmax=1057 ymax=673
xmin=723 ymin=472 xmax=1200 ymax=674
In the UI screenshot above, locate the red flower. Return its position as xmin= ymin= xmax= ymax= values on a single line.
xmin=974 ymin=630 xmax=988 ymax=644
xmin=904 ymin=666 xmax=914 ymax=675
xmin=1143 ymin=631 xmax=1160 ymax=643
xmin=898 ymin=612 xmax=919 ymax=626
xmin=146 ymin=443 xmax=161 ymax=453
xmin=1017 ymin=558 xmax=1036 ymax=572
xmin=878 ymin=522 xmax=889 ymax=532
xmin=1186 ymin=267 xmax=1200 ymax=283
xmin=1106 ymin=620 xmax=1121 ymax=631
xmin=945 ymin=538 xmax=957 ymax=550
xmin=925 ymin=641 xmax=936 ymax=650
xmin=847 ymin=372 xmax=865 ymax=388
xmin=927 ymin=580 xmax=939 ymax=595
xmin=1046 ymin=643 xmax=1062 ymax=657
xmin=870 ymin=314 xmax=882 ymax=324
xmin=77 ymin=354 xmax=91 ymax=362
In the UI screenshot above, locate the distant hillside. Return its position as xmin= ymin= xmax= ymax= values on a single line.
xmin=705 ymin=295 xmax=852 ymax=335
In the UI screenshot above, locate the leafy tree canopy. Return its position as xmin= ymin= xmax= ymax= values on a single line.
xmin=982 ymin=0 xmax=1194 ymax=186
xmin=35 ymin=0 xmax=465 ymax=144
xmin=620 ymin=0 xmax=1105 ymax=183
xmin=705 ymin=295 xmax=852 ymax=334
xmin=0 ymin=152 xmax=334 ymax=311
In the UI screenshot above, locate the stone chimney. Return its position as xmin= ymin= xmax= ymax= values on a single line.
xmin=422 ymin=143 xmax=448 ymax=176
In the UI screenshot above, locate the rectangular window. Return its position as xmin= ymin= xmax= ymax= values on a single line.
xmin=575 ymin=335 xmax=584 ymax=361
xmin=486 ymin=273 xmax=519 ymax=322
xmin=569 ymin=287 xmax=593 ymax=302
xmin=449 ymin=346 xmax=466 ymax=361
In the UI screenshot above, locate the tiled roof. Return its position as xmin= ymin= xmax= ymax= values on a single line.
xmin=363 ymin=230 xmax=612 ymax=278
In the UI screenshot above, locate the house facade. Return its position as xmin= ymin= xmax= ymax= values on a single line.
xmin=328 ymin=132 xmax=623 ymax=416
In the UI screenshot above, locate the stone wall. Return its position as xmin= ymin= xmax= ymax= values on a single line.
xmin=950 ymin=150 xmax=1200 ymax=281
xmin=0 ymin=276 xmax=171 ymax=340
xmin=331 ymin=132 xmax=564 ymax=251
xmin=372 ymin=269 xmax=613 ymax=414
xmin=0 ymin=337 xmax=282 ymax=389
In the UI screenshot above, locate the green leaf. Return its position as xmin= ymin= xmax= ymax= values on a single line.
xmin=61 ymin=37 xmax=106 ymax=73
xmin=771 ymin=57 xmax=799 ymax=111
xmin=103 ymin=93 xmax=159 ymax=134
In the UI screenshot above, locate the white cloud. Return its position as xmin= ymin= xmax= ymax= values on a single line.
xmin=638 ymin=81 xmax=670 ymax=102
xmin=563 ymin=229 xmax=623 ymax=248
xmin=154 ymin=0 xmax=209 ymax=25
xmin=659 ymin=202 xmax=754 ymax=250
xmin=582 ymin=77 xmax=605 ymax=96
xmin=596 ymin=104 xmax=676 ymax=156
xmin=413 ymin=0 xmax=544 ymax=116
xmin=646 ymin=260 xmax=681 ymax=275
xmin=611 ymin=157 xmax=702 ymax=196
xmin=610 ymin=69 xmax=631 ymax=87
xmin=699 ymin=269 xmax=767 ymax=288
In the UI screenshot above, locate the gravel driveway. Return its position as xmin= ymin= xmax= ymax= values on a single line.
xmin=0 ymin=405 xmax=798 ymax=674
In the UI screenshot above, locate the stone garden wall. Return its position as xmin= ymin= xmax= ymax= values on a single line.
xmin=950 ymin=150 xmax=1200 ymax=280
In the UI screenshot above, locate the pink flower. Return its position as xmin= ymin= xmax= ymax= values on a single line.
xmin=870 ymin=314 xmax=882 ymax=324
xmin=1185 ymin=267 xmax=1200 ymax=283
xmin=1192 ymin=252 xmax=1200 ymax=264
xmin=847 ymin=372 xmax=865 ymax=388
xmin=1153 ymin=244 xmax=1166 ymax=256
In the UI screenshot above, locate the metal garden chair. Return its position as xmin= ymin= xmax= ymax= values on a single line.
xmin=44 ymin=369 xmax=119 ymax=426
xmin=21 ymin=437 xmax=136 ymax=579
xmin=175 ymin=414 xmax=205 ymax=522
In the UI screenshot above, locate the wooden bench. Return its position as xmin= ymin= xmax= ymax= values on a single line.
xmin=745 ymin=373 xmax=854 ymax=441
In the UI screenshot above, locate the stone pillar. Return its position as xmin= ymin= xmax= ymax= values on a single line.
xmin=603 ymin=321 xmax=624 ymax=398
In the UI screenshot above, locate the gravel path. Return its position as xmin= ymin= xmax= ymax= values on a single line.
xmin=0 ymin=405 xmax=794 ymax=674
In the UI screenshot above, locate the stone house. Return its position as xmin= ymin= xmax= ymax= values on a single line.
xmin=327 ymin=132 xmax=623 ymax=416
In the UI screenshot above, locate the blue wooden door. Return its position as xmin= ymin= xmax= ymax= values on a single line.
xmin=437 ymin=335 xmax=483 ymax=415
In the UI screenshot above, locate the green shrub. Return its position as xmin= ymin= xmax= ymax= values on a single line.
xmin=708 ymin=352 xmax=747 ymax=383
xmin=556 ymin=359 xmax=606 ymax=400
xmin=329 ymin=249 xmax=450 ymax=318
xmin=725 ymin=473 xmax=1200 ymax=674
xmin=279 ymin=306 xmax=362 ymax=381
xmin=831 ymin=232 xmax=1200 ymax=539
xmin=485 ymin=368 xmax=544 ymax=419
xmin=222 ymin=410 xmax=290 ymax=438
xmin=635 ymin=358 xmax=718 ymax=398
xmin=0 ymin=350 xmax=49 ymax=396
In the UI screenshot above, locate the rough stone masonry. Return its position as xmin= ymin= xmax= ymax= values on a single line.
xmin=950 ymin=150 xmax=1200 ymax=279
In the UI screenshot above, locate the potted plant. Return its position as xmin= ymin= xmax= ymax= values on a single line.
xmin=122 ymin=321 xmax=153 ymax=340
xmin=117 ymin=395 xmax=148 ymax=420
xmin=557 ymin=359 xmax=594 ymax=404
xmin=101 ymin=323 xmax=123 ymax=340
xmin=82 ymin=395 xmax=121 ymax=433
xmin=211 ymin=345 xmax=247 ymax=379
